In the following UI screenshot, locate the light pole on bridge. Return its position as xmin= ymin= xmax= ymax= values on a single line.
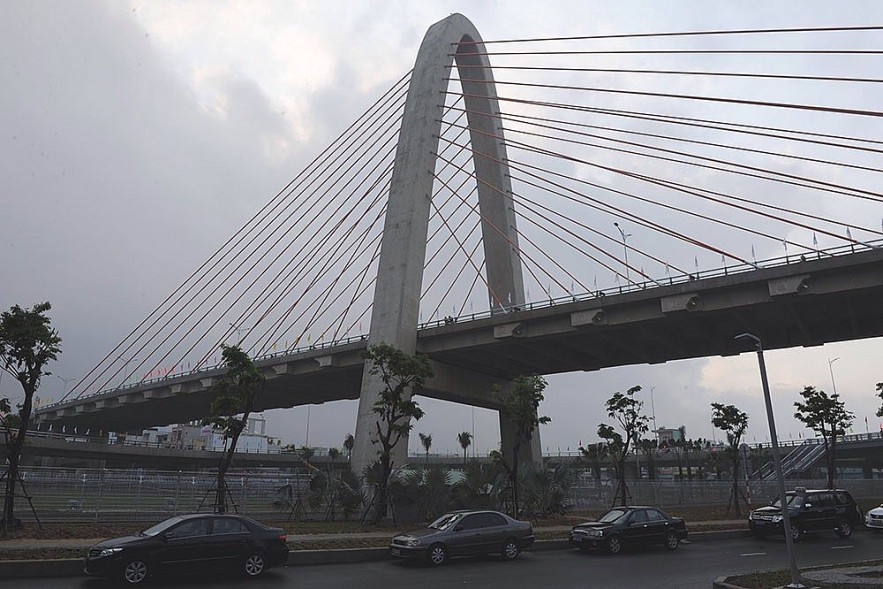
xmin=828 ymin=357 xmax=840 ymax=396
xmin=614 ymin=222 xmax=632 ymax=284
xmin=54 ymin=374 xmax=77 ymax=396
xmin=229 ymin=322 xmax=253 ymax=345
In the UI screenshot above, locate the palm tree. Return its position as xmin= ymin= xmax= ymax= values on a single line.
xmin=343 ymin=433 xmax=354 ymax=461
xmin=457 ymin=431 xmax=472 ymax=463
xmin=418 ymin=432 xmax=433 ymax=464
xmin=328 ymin=447 xmax=341 ymax=466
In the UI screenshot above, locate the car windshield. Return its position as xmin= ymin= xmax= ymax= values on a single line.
xmin=428 ymin=513 xmax=462 ymax=530
xmin=771 ymin=494 xmax=804 ymax=509
xmin=598 ymin=508 xmax=631 ymax=523
xmin=140 ymin=516 xmax=184 ymax=537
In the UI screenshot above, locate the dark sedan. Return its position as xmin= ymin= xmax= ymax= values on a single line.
xmin=84 ymin=513 xmax=288 ymax=585
xmin=390 ymin=509 xmax=535 ymax=566
xmin=570 ymin=506 xmax=688 ymax=555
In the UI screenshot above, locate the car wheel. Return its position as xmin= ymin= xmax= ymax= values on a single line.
xmin=244 ymin=552 xmax=266 ymax=577
xmin=121 ymin=559 xmax=148 ymax=585
xmin=836 ymin=519 xmax=853 ymax=538
xmin=789 ymin=524 xmax=802 ymax=542
xmin=664 ymin=530 xmax=679 ymax=551
xmin=607 ymin=535 xmax=622 ymax=555
xmin=427 ymin=543 xmax=447 ymax=567
xmin=501 ymin=538 xmax=520 ymax=561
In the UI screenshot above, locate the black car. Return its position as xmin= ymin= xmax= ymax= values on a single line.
xmin=390 ymin=510 xmax=535 ymax=566
xmin=749 ymin=487 xmax=861 ymax=541
xmin=84 ymin=513 xmax=289 ymax=585
xmin=569 ymin=506 xmax=688 ymax=554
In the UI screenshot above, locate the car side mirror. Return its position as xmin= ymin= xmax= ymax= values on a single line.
xmin=454 ymin=525 xmax=464 ymax=532
xmin=160 ymin=533 xmax=170 ymax=542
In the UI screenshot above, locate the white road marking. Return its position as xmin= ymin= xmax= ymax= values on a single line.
xmin=740 ymin=552 xmax=767 ymax=556
xmin=831 ymin=545 xmax=854 ymax=550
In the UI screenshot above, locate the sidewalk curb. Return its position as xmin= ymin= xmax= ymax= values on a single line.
xmin=0 ymin=529 xmax=749 ymax=579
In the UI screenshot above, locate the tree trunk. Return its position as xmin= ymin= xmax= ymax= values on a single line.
xmin=510 ymin=444 xmax=520 ymax=518
xmin=216 ymin=425 xmax=245 ymax=513
xmin=2 ymin=446 xmax=21 ymax=529
xmin=618 ymin=458 xmax=628 ymax=506
xmin=828 ymin=433 xmax=837 ymax=489
xmin=3 ymin=380 xmax=35 ymax=529
xmin=373 ymin=452 xmax=391 ymax=523
xmin=822 ymin=435 xmax=832 ymax=488
xmin=731 ymin=451 xmax=741 ymax=517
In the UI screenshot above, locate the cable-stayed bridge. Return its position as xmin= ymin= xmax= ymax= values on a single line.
xmin=34 ymin=15 xmax=883 ymax=473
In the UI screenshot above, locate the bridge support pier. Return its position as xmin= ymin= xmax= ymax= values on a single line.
xmin=500 ymin=408 xmax=543 ymax=469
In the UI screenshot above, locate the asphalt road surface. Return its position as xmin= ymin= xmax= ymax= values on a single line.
xmin=19 ymin=532 xmax=883 ymax=589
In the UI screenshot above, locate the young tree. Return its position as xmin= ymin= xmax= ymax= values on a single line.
xmin=875 ymin=383 xmax=883 ymax=420
xmin=203 ymin=344 xmax=264 ymax=513
xmin=578 ymin=441 xmax=607 ymax=481
xmin=343 ymin=433 xmax=355 ymax=461
xmin=637 ymin=438 xmax=657 ymax=480
xmin=0 ymin=302 xmax=62 ymax=531
xmin=706 ymin=449 xmax=725 ymax=481
xmin=794 ymin=385 xmax=854 ymax=488
xmin=710 ymin=403 xmax=749 ymax=516
xmin=598 ymin=385 xmax=648 ymax=506
xmin=457 ymin=431 xmax=472 ymax=463
xmin=363 ymin=343 xmax=433 ymax=522
xmin=493 ymin=375 xmax=550 ymax=518
xmin=418 ymin=432 xmax=433 ymax=464
xmin=300 ymin=446 xmax=315 ymax=467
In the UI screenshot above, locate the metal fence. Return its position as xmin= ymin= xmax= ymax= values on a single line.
xmin=569 ymin=477 xmax=883 ymax=511
xmin=4 ymin=466 xmax=313 ymax=523
xmin=4 ymin=466 xmax=883 ymax=523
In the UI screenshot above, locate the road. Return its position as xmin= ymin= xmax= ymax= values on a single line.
xmin=19 ymin=532 xmax=883 ymax=588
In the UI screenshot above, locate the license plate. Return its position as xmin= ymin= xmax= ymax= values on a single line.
xmin=391 ymin=548 xmax=401 ymax=555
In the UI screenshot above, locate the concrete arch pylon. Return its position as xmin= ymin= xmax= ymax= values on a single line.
xmin=351 ymin=13 xmax=539 ymax=477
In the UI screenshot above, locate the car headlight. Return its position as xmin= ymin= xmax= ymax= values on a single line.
xmin=404 ymin=538 xmax=421 ymax=547
xmin=771 ymin=515 xmax=783 ymax=523
xmin=98 ymin=547 xmax=123 ymax=558
xmin=586 ymin=529 xmax=603 ymax=537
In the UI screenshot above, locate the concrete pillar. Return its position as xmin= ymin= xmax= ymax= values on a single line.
xmin=351 ymin=13 xmax=528 ymax=476
xmin=499 ymin=409 xmax=543 ymax=470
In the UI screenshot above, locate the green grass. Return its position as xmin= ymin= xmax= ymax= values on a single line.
xmin=727 ymin=559 xmax=883 ymax=589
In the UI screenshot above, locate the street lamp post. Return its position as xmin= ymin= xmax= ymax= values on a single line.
xmin=828 ymin=357 xmax=839 ymax=395
xmin=614 ymin=222 xmax=632 ymax=284
xmin=736 ymin=332 xmax=805 ymax=589
xmin=55 ymin=374 xmax=77 ymax=396
xmin=649 ymin=386 xmax=657 ymax=432
xmin=229 ymin=322 xmax=253 ymax=345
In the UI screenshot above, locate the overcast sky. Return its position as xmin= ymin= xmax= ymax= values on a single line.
xmin=2 ymin=1 xmax=882 ymax=457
